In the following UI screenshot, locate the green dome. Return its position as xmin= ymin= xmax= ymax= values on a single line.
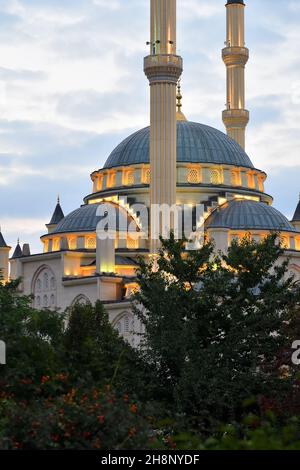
xmin=104 ymin=121 xmax=254 ymax=170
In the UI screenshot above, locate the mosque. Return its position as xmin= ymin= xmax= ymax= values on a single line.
xmin=1 ymin=0 xmax=300 ymax=344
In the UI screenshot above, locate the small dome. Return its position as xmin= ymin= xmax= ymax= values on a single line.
xmin=51 ymin=203 xmax=138 ymax=235
xmin=206 ymin=199 xmax=297 ymax=233
xmin=104 ymin=121 xmax=254 ymax=170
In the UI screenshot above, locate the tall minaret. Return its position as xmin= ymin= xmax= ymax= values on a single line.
xmin=144 ymin=0 xmax=183 ymax=252
xmin=222 ymin=0 xmax=249 ymax=150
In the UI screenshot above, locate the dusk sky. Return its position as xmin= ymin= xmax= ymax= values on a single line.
xmin=0 ymin=0 xmax=299 ymax=253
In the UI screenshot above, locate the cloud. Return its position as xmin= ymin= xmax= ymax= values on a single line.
xmin=0 ymin=0 xmax=299 ymax=252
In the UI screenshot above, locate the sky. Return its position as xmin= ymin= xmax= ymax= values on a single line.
xmin=0 ymin=0 xmax=300 ymax=253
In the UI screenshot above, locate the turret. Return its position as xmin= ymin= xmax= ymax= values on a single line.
xmin=10 ymin=240 xmax=23 ymax=281
xmin=222 ymin=0 xmax=249 ymax=150
xmin=11 ymin=240 xmax=22 ymax=259
xmin=46 ymin=197 xmax=64 ymax=234
xmin=144 ymin=0 xmax=183 ymax=253
xmin=0 ymin=229 xmax=11 ymax=283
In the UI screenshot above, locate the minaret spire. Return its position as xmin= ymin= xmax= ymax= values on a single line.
xmin=222 ymin=0 xmax=249 ymax=150
xmin=144 ymin=0 xmax=183 ymax=253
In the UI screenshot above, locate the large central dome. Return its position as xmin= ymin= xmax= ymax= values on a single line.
xmin=104 ymin=121 xmax=254 ymax=170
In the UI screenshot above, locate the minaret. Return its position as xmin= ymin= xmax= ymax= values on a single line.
xmin=144 ymin=0 xmax=183 ymax=252
xmin=0 ymin=229 xmax=11 ymax=283
xmin=222 ymin=0 xmax=249 ymax=150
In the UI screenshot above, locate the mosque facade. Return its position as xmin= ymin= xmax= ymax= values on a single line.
xmin=1 ymin=0 xmax=300 ymax=344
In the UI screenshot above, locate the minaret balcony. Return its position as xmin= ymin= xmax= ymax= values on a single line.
xmin=222 ymin=46 xmax=249 ymax=66
xmin=144 ymin=54 xmax=183 ymax=84
xmin=222 ymin=109 xmax=250 ymax=127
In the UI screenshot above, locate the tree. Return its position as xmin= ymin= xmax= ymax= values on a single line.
xmin=64 ymin=300 xmax=155 ymax=397
xmin=0 ymin=283 xmax=156 ymax=449
xmin=0 ymin=278 xmax=65 ymax=398
xmin=133 ymin=233 xmax=300 ymax=425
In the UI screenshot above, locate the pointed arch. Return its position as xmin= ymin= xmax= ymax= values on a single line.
xmin=70 ymin=294 xmax=91 ymax=307
xmin=31 ymin=264 xmax=57 ymax=310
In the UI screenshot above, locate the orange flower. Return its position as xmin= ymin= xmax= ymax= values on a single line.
xmin=93 ymin=438 xmax=102 ymax=449
xmin=130 ymin=404 xmax=138 ymax=414
xmin=128 ymin=427 xmax=137 ymax=437
xmin=123 ymin=394 xmax=129 ymax=402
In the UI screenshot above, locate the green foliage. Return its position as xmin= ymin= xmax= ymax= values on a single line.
xmin=0 ymin=280 xmax=155 ymax=449
xmin=134 ymin=233 xmax=300 ymax=423
xmin=0 ymin=383 xmax=150 ymax=450
xmin=0 ymin=279 xmax=65 ymax=394
xmin=1 ymin=233 xmax=300 ymax=450
xmin=165 ymin=414 xmax=300 ymax=450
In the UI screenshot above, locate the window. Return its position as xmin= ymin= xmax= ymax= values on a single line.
xmin=50 ymin=277 xmax=56 ymax=290
xmin=86 ymin=237 xmax=96 ymax=249
xmin=231 ymin=171 xmax=240 ymax=186
xmin=127 ymin=238 xmax=138 ymax=249
xmin=257 ymin=176 xmax=264 ymax=192
xmin=43 ymin=273 xmax=49 ymax=290
xmin=53 ymin=238 xmax=60 ymax=251
xmin=248 ymin=173 xmax=255 ymax=189
xmin=107 ymin=172 xmax=116 ymax=188
xmin=97 ymin=176 xmax=103 ymax=191
xmin=127 ymin=172 xmax=134 ymax=185
xmin=210 ymin=169 xmax=221 ymax=185
xmin=188 ymin=168 xmax=200 ymax=184
xmin=69 ymin=238 xmax=77 ymax=250
xmin=281 ymin=236 xmax=289 ymax=249
xmin=33 ymin=266 xmax=57 ymax=310
xmin=145 ymin=169 xmax=151 ymax=184
xmin=124 ymin=316 xmax=130 ymax=334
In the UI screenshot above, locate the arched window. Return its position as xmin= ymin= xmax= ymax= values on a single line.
xmin=50 ymin=277 xmax=56 ymax=290
xmin=210 ymin=169 xmax=221 ymax=185
xmin=32 ymin=266 xmax=57 ymax=310
xmin=248 ymin=172 xmax=255 ymax=189
xmin=124 ymin=316 xmax=130 ymax=334
xmin=127 ymin=238 xmax=138 ymax=249
xmin=127 ymin=172 xmax=134 ymax=185
xmin=71 ymin=294 xmax=91 ymax=307
xmin=86 ymin=237 xmax=96 ymax=249
xmin=145 ymin=168 xmax=151 ymax=184
xmin=69 ymin=238 xmax=77 ymax=250
xmin=43 ymin=273 xmax=49 ymax=290
xmin=53 ymin=238 xmax=60 ymax=252
xmin=188 ymin=168 xmax=200 ymax=184
xmin=231 ymin=171 xmax=240 ymax=187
